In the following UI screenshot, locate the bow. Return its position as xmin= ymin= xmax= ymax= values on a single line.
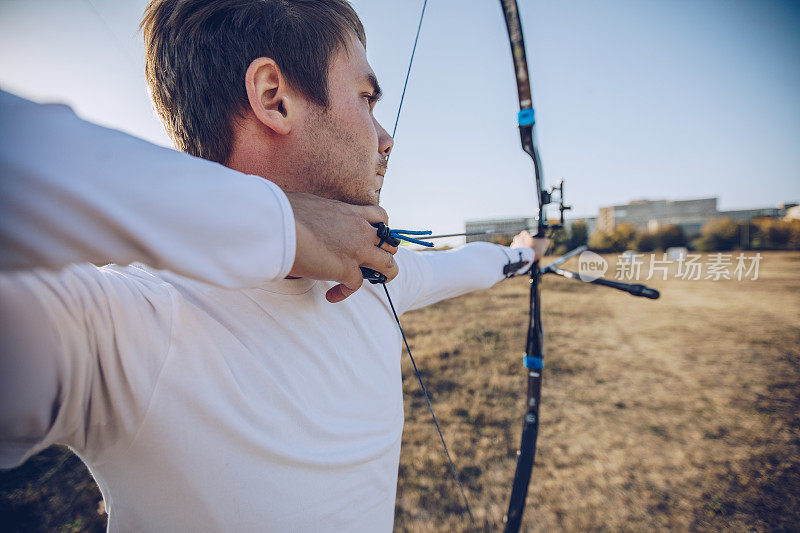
xmin=373 ymin=1 xmax=658 ymax=531
xmin=497 ymin=1 xmax=547 ymax=530
xmin=371 ymin=1 xmax=548 ymax=531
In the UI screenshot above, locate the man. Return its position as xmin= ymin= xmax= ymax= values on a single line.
xmin=0 ymin=1 xmax=548 ymax=530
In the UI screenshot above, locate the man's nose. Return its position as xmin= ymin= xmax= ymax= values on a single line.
xmin=376 ymin=119 xmax=393 ymax=157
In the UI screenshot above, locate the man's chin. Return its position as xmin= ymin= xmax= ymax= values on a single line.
xmin=314 ymin=185 xmax=380 ymax=207
xmin=350 ymin=192 xmax=381 ymax=207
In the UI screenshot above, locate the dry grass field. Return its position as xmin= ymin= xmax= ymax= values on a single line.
xmin=1 ymin=251 xmax=798 ymax=532
xmin=395 ymin=251 xmax=800 ymax=532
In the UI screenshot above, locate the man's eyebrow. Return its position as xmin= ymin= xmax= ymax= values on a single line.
xmin=364 ymin=73 xmax=383 ymax=99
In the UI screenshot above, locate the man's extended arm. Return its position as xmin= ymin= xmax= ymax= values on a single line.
xmin=386 ymin=238 xmax=545 ymax=315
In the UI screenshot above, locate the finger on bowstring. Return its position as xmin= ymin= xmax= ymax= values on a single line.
xmin=376 ymin=240 xmax=399 ymax=255
xmin=361 ymin=252 xmax=399 ymax=283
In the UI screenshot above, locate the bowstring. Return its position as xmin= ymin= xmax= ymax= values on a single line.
xmin=388 ymin=0 xmax=428 ymax=161
xmin=384 ymin=0 xmax=478 ymax=529
xmin=83 ymin=0 xmax=139 ymax=68
xmin=382 ymin=285 xmax=478 ymax=532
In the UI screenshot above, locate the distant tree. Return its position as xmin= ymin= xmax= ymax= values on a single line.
xmin=552 ymin=221 xmax=588 ymax=255
xmin=655 ymin=224 xmax=687 ymax=250
xmin=634 ymin=232 xmax=657 ymax=252
xmin=589 ymin=223 xmax=636 ymax=253
xmin=752 ymin=218 xmax=791 ymax=249
xmin=588 ymin=229 xmax=615 ymax=253
xmin=789 ymin=220 xmax=800 ymax=250
xmin=611 ymin=223 xmax=637 ymax=252
xmin=550 ymin=226 xmax=569 ymax=255
xmin=567 ymin=220 xmax=589 ymax=249
xmin=693 ymin=217 xmax=738 ymax=251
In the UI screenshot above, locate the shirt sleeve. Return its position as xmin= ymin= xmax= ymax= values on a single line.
xmin=387 ymin=242 xmax=535 ymax=314
xmin=0 ymin=90 xmax=295 ymax=288
xmin=0 ymin=265 xmax=174 ymax=468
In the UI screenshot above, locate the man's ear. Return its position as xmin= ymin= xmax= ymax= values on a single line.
xmin=244 ymin=57 xmax=293 ymax=136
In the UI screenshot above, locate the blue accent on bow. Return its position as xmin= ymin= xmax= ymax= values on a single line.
xmin=517 ymin=108 xmax=535 ymax=126
xmin=523 ymin=356 xmax=543 ymax=370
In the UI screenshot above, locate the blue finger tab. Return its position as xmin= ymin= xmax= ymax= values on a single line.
xmin=391 ymin=229 xmax=433 ymax=236
xmin=518 ymin=108 xmax=535 ymax=126
xmin=389 ymin=229 xmax=434 ymax=247
xmin=392 ymin=233 xmax=434 ymax=247
xmin=523 ymin=356 xmax=543 ymax=370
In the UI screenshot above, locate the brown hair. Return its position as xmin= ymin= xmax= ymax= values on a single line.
xmin=141 ymin=0 xmax=366 ymax=164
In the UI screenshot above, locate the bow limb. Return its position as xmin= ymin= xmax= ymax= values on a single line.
xmin=499 ymin=1 xmax=547 ymax=531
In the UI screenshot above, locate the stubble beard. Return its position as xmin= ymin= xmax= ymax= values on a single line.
xmin=298 ymin=109 xmax=378 ymax=207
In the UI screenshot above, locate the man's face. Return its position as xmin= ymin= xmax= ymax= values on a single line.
xmin=292 ymin=33 xmax=393 ymax=206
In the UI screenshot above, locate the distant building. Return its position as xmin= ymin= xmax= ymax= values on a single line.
xmin=464 ymin=216 xmax=596 ymax=243
xmin=465 ymin=217 xmax=536 ymax=243
xmin=717 ymin=207 xmax=785 ymax=222
xmin=597 ymin=198 xmax=717 ymax=237
xmin=465 ymin=198 xmax=795 ymax=242
xmin=597 ymin=197 xmax=792 ymax=237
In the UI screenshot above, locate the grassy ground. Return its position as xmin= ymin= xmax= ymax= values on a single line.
xmin=0 ymin=446 xmax=105 ymax=532
xmin=395 ymin=250 xmax=800 ymax=532
xmin=1 ymin=251 xmax=798 ymax=532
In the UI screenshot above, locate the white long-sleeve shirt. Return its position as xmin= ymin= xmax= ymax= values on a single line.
xmin=0 ymin=243 xmax=533 ymax=532
xmin=0 ymin=90 xmax=295 ymax=287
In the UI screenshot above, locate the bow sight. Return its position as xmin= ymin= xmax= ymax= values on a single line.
xmin=540 ymin=179 xmax=571 ymax=231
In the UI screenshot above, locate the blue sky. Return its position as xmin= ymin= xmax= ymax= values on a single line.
xmin=1 ymin=0 xmax=798 ymax=239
